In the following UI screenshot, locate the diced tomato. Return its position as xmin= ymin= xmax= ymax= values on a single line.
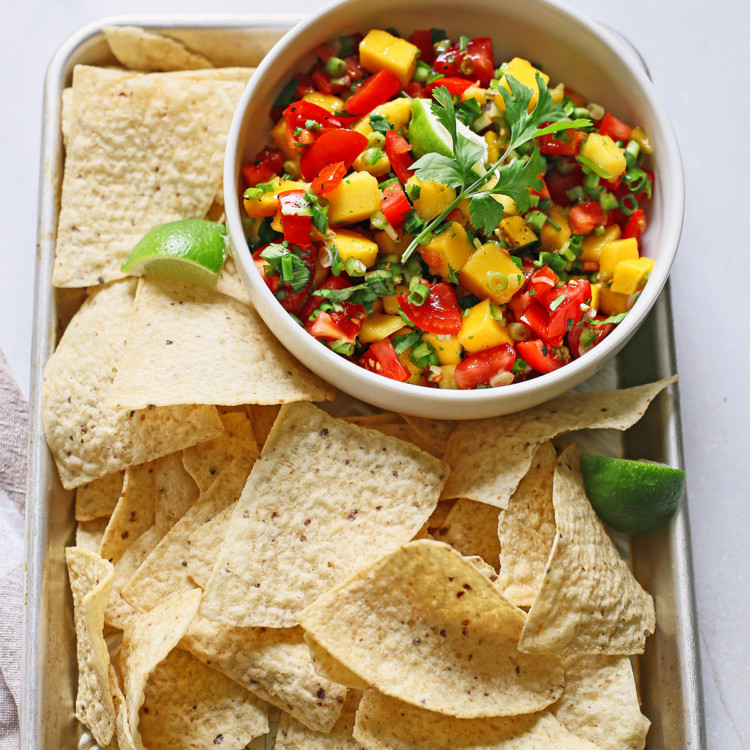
xmin=530 ymin=175 xmax=551 ymax=200
xmin=568 ymin=201 xmax=607 ymax=234
xmin=546 ymin=165 xmax=584 ymax=206
xmin=252 ymin=247 xmax=279 ymax=293
xmin=434 ymin=37 xmax=494 ymax=87
xmin=599 ymin=112 xmax=632 ymax=142
xmin=360 ymin=338 xmax=411 ymax=381
xmin=314 ymin=42 xmax=337 ymax=63
xmin=454 ymin=344 xmax=516 ymax=389
xmin=311 ymin=161 xmax=346 ymax=196
xmin=425 ymin=76 xmax=476 ymax=97
xmin=519 ymin=300 xmax=564 ymax=348
xmin=283 ymin=100 xmax=342 ymax=152
xmin=404 ymin=81 xmax=426 ymax=98
xmin=381 ymin=182 xmax=412 ymax=227
xmin=278 ymin=191 xmax=313 ymax=247
xmin=397 ymin=282 xmax=462 ymax=335
xmin=528 ymin=266 xmax=558 ymax=297
xmin=384 ymin=130 xmax=414 ymax=185
xmin=255 ymin=244 xmax=316 ymax=315
xmin=300 ymin=129 xmax=368 ymax=181
xmin=517 ymin=340 xmax=568 ymax=374
xmin=294 ymin=74 xmax=315 ymax=99
xmin=299 ymin=275 xmax=350 ymax=323
xmin=341 ymin=70 xmax=402 ymax=119
xmin=312 ymin=68 xmax=351 ymax=95
xmin=241 ymin=148 xmax=284 ymax=187
xmin=568 ymin=316 xmax=614 ymax=358
xmin=307 ymin=302 xmax=365 ymax=343
xmin=536 ymin=278 xmax=591 ymax=338
xmin=623 ymin=208 xmax=647 ymax=242
xmin=343 ymin=56 xmax=366 ymax=82
xmin=508 ymin=290 xmax=532 ymax=320
xmin=537 ymin=129 xmax=583 ymax=157
xmin=409 ymin=29 xmax=435 ymax=64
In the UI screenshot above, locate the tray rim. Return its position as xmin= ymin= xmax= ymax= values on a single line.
xmin=23 ymin=13 xmax=705 ymax=749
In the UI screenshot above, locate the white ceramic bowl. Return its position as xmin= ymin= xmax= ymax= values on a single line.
xmin=224 ymin=0 xmax=683 ymax=419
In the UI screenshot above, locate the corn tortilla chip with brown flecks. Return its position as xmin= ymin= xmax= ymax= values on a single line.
xmin=41 ymin=280 xmax=223 ymax=489
xmin=298 ymin=540 xmax=564 ymax=719
xmin=76 ymin=518 xmax=110 ymax=553
xmin=400 ymin=415 xmax=456 ymax=458
xmin=199 ymin=402 xmax=449 ymax=628
xmin=441 ymin=377 xmax=677 ymax=509
xmin=104 ymin=25 xmax=214 ymax=72
xmin=432 ymin=498 xmax=501 ymax=570
xmin=519 ymin=445 xmax=655 ymax=655
xmin=352 ymin=690 xmax=601 ymax=750
xmin=303 ymin=632 xmax=370 ymax=690
xmin=106 ymin=278 xmax=335 ymax=409
xmin=75 ymin=471 xmax=124 ymax=522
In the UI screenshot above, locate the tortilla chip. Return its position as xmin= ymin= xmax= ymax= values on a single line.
xmin=53 ymin=66 xmax=246 ymax=287
xmin=199 ymin=403 xmax=449 ymax=627
xmin=497 ymin=442 xmax=558 ymax=607
xmin=106 ymin=278 xmax=335 ymax=408
xmin=110 ymin=665 xmax=137 ymax=750
xmin=120 ymin=588 xmax=202 ymax=748
xmin=66 ymin=547 xmax=116 ymax=746
xmin=104 ymin=25 xmax=214 ymax=72
xmin=441 ymin=377 xmax=676 ymax=509
xmin=41 ymin=280 xmax=224 ymax=488
xmin=433 ymin=499 xmax=501 ymax=570
xmin=276 ymin=690 xmax=363 ymax=749
xmin=153 ymin=452 xmax=201 ymax=533
xmin=105 ymin=527 xmax=163 ymax=630
xmin=353 ymin=690 xmax=600 ymax=749
xmin=185 ymin=503 xmax=236 ymax=588
xmin=553 ymin=655 xmax=650 ymax=750
xmin=76 ymin=518 xmax=110 ymax=552
xmin=61 ymin=87 xmax=74 ymax=148
xmin=366 ymin=422 xmax=443 ymax=458
xmin=298 ymin=540 xmax=564 ymax=718
xmin=182 ymin=411 xmax=258 ymax=493
xmin=342 ymin=412 xmax=403 ymax=426
xmin=247 ymin=404 xmax=282 ymax=446
xmin=138 ymin=647 xmax=268 ymax=749
xmin=400 ymin=415 xmax=456 ymax=458
xmin=121 ymin=458 xmax=253 ymax=613
xmin=181 ymin=617 xmax=348 ymax=733
xmin=304 ymin=633 xmax=370 ymax=690
xmin=519 ymin=445 xmax=655 ymax=655
xmin=75 ymin=471 xmax=125 ymax=521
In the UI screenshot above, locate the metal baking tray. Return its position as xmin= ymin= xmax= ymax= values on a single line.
xmin=23 ymin=16 xmax=705 ymax=749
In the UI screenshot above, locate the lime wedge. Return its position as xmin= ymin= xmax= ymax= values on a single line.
xmin=409 ymin=98 xmax=488 ymax=168
xmin=579 ymin=454 xmax=685 ymax=536
xmin=120 ymin=219 xmax=228 ymax=287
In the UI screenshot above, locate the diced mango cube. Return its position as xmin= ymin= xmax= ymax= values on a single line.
xmin=270 ymin=117 xmax=298 ymax=161
xmin=610 ymin=257 xmax=655 ymax=295
xmin=458 ymin=299 xmax=514 ymax=353
xmin=580 ymin=133 xmax=627 ymax=179
xmin=630 ymin=126 xmax=653 ymax=154
xmin=359 ymin=30 xmax=419 ymax=86
xmin=243 ymin=179 xmax=308 ymax=218
xmin=484 ymin=131 xmax=500 ymax=163
xmin=374 ymin=231 xmax=410 ymax=256
xmin=359 ymin=314 xmax=405 ymax=343
xmin=493 ymin=57 xmax=550 ymax=112
xmin=580 ymin=224 xmax=621 ymax=262
xmin=302 ymin=91 xmax=343 ymax=112
xmin=590 ymin=282 xmax=601 ymax=312
xmin=599 ymin=286 xmax=633 ymax=316
xmin=398 ymin=350 xmax=424 ymax=384
xmin=436 ymin=364 xmax=457 ymax=389
xmin=539 ymin=206 xmax=571 ymax=252
xmin=326 ymin=171 xmax=381 ymax=224
xmin=422 ymin=333 xmax=462 ymax=365
xmin=331 ymin=229 xmax=379 ymax=268
xmin=407 ymin=177 xmax=457 ymax=221
xmin=599 ymin=237 xmax=639 ymax=280
xmin=353 ymin=149 xmax=391 ymax=176
xmin=352 ymin=97 xmax=413 ymax=136
xmin=382 ymin=294 xmax=401 ymax=315
xmin=499 ymin=216 xmax=537 ymax=248
xmin=462 ymin=86 xmax=487 ymax=106
xmin=419 ymin=222 xmax=475 ymax=279
xmin=459 ymin=243 xmax=525 ymax=304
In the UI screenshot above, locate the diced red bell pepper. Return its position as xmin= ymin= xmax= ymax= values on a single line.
xmin=537 ymin=129 xmax=584 ymax=157
xmin=341 ymin=70 xmax=402 ymax=119
xmin=397 ymin=282 xmax=462 ymax=335
xmin=434 ymin=37 xmax=495 ymax=87
xmin=599 ymin=112 xmax=632 ymax=142
xmin=568 ymin=201 xmax=607 ymax=234
xmin=307 ymin=301 xmax=365 ymax=343
xmin=310 ymin=161 xmax=347 ymax=196
xmin=425 ymin=76 xmax=476 ymax=97
xmin=283 ymin=100 xmax=342 ymax=151
xmin=454 ymin=344 xmax=516 ymax=389
xmin=278 ymin=190 xmax=313 ymax=247
xmin=385 ymin=130 xmax=414 ymax=185
xmin=360 ymin=338 xmax=411 ymax=381
xmin=381 ymin=182 xmax=412 ymax=227
xmin=409 ymin=29 xmax=435 ymax=64
xmin=623 ymin=208 xmax=647 ymax=242
xmin=517 ymin=339 xmax=568 ymax=374
xmin=241 ymin=148 xmax=284 ymax=187
xmin=300 ymin=129 xmax=368 ymax=182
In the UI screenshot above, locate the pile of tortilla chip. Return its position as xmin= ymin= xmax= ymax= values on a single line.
xmin=44 ymin=24 xmax=673 ymax=750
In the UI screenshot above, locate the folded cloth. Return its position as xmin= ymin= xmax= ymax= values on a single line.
xmin=0 ymin=348 xmax=28 ymax=750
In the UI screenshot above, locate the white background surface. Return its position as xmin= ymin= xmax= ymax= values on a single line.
xmin=1 ymin=0 xmax=748 ymax=747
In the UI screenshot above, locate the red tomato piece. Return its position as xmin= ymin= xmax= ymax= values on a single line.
xmin=299 ymin=275 xmax=350 ymax=323
xmin=508 ymin=290 xmax=532 ymax=320
xmin=568 ymin=316 xmax=614 ymax=358
xmin=310 ymin=161 xmax=347 ymax=195
xmin=517 ymin=340 xmax=568 ymax=374
xmin=434 ymin=37 xmax=495 ymax=87
xmin=241 ymin=148 xmax=284 ymax=187
xmin=529 ymin=266 xmax=558 ymax=297
xmin=385 ymin=130 xmax=415 ymax=185
xmin=300 ymin=129 xmax=368 ymax=182
xmin=537 ymin=129 xmax=583 ymax=157
xmin=311 ymin=68 xmax=351 ymax=95
xmin=252 ymin=248 xmax=279 ymax=293
xmin=454 ymin=344 xmax=516 ymax=389
xmin=599 ymin=112 xmax=632 ymax=142
xmin=341 ymin=70 xmax=402 ymax=119
xmin=283 ymin=100 xmax=342 ymax=151
xmin=255 ymin=243 xmax=316 ymax=315
xmin=519 ymin=300 xmax=564 ymax=348
xmin=546 ymin=165 xmax=584 ymax=206
xmin=278 ymin=190 xmax=313 ymax=247
xmin=360 ymin=338 xmax=411 ymax=381
xmin=568 ymin=201 xmax=607 ymax=234
xmin=397 ymin=282 xmax=462 ymax=335
xmin=537 ymin=279 xmax=591 ymax=339
xmin=307 ymin=302 xmax=365 ymax=343
xmin=425 ymin=76 xmax=476 ymax=96
xmin=381 ymin=182 xmax=412 ymax=227
xmin=314 ymin=42 xmax=337 ymax=62
xmin=409 ymin=29 xmax=435 ymax=64
xmin=623 ymin=208 xmax=647 ymax=242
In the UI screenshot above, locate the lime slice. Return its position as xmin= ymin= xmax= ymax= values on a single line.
xmin=579 ymin=454 xmax=685 ymax=536
xmin=120 ymin=219 xmax=228 ymax=287
xmin=409 ymin=98 xmax=488 ymax=168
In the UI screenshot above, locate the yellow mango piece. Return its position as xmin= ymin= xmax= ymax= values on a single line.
xmin=398 ymin=350 xmax=424 ymax=384
xmin=462 ymin=86 xmax=487 ymax=106
xmin=484 ymin=131 xmax=500 ymax=163
xmin=436 ymin=364 xmax=458 ymax=389
xmin=327 ymin=171 xmax=381 ymax=224
xmin=493 ymin=57 xmax=550 ymax=112
xmin=599 ymin=237 xmax=639 ymax=280
xmin=352 ymin=97 xmax=413 ymax=137
xmin=243 ymin=179 xmax=308 ymax=218
xmin=419 ymin=222 xmax=475 ymax=279
xmin=590 ymin=282 xmax=601 ymax=312
xmin=407 ymin=177 xmax=457 ymax=221
xmin=580 ymin=133 xmax=627 ymax=179
xmin=458 ymin=299 xmax=514 ymax=353
xmin=630 ymin=126 xmax=653 ymax=154
xmin=359 ymin=30 xmax=419 ymax=86
xmin=539 ymin=206 xmax=571 ymax=252
xmin=331 ymin=229 xmax=379 ymax=268
xmin=580 ymin=224 xmax=621 ymax=262
xmin=422 ymin=333 xmax=462 ymax=366
xmin=610 ymin=257 xmax=655 ymax=295
xmin=499 ymin=215 xmax=536 ymax=249
xmin=353 ymin=149 xmax=391 ymax=176
xmin=359 ymin=314 xmax=405 ymax=343
xmin=599 ymin=286 xmax=633 ymax=316
xmin=382 ymin=294 xmax=400 ymax=315
xmin=374 ymin=231 xmax=410 ymax=256
xmin=302 ymin=91 xmax=343 ymax=112
xmin=459 ymin=243 xmax=525 ymax=304
xmin=270 ymin=117 xmax=298 ymax=161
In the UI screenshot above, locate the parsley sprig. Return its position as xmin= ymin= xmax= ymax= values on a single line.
xmin=401 ymin=75 xmax=591 ymax=260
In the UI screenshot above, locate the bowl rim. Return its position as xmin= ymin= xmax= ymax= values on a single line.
xmin=223 ymin=0 xmax=684 ymax=411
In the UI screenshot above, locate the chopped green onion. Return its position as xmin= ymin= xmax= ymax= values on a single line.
xmin=619 ymin=193 xmax=639 ymax=216
xmin=625 ymin=139 xmax=641 ymax=165
xmin=324 ymin=56 xmax=347 ymax=77
xmin=509 ymin=322 xmax=533 ymax=342
xmin=459 ymin=57 xmax=475 ymax=76
xmin=363 ymin=147 xmax=382 ymax=165
xmin=573 ymin=106 xmax=592 ymax=120
xmin=586 ymin=102 xmax=605 ymax=120
xmin=525 ymin=210 xmax=547 ymax=233
xmin=486 ymin=271 xmax=508 ymax=293
xmin=579 ymin=328 xmax=597 ymax=348
xmin=393 ymin=330 xmax=421 ymax=354
xmin=414 ymin=60 xmax=432 ymax=83
xmin=549 ymin=293 xmax=567 ymax=311
xmin=282 ymin=160 xmax=300 ymax=179
xmin=370 ymin=210 xmax=389 ymax=230
xmin=584 ymin=172 xmax=602 ymax=199
xmin=344 ymin=257 xmax=367 ymax=277
xmin=624 ymin=168 xmax=649 ymax=195
xmin=470 ymin=111 xmax=493 ymax=133
xmin=459 ymin=35 xmax=470 ymax=53
xmin=367 ymin=131 xmax=386 ymax=148
xmin=566 ymin=186 xmax=585 ymax=203
xmin=434 ymin=38 xmax=451 ymax=53
xmin=330 ymin=339 xmax=355 ymax=355
xmin=408 ymin=281 xmax=430 ymax=306
xmin=592 ymin=311 xmax=628 ymax=325
xmin=489 ymin=302 xmax=506 ymax=324
xmin=281 ymin=254 xmax=294 ymax=281
xmin=379 ymin=177 xmax=399 ymax=190
xmin=600 ymin=191 xmax=618 ymax=211
xmin=593 ymin=225 xmax=606 ymax=236
xmin=577 ymin=153 xmax=613 ymax=180
xmin=410 ymin=341 xmax=439 ymax=368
